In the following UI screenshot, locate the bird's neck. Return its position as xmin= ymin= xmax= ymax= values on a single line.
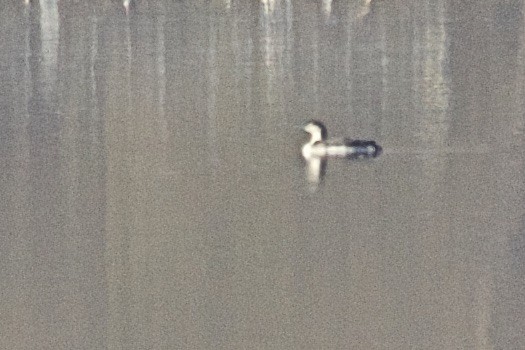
xmin=308 ymin=132 xmax=323 ymax=144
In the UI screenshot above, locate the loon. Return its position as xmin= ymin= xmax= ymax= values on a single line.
xmin=302 ymin=120 xmax=381 ymax=159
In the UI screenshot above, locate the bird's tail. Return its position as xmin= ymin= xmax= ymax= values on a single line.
xmin=346 ymin=140 xmax=382 ymax=159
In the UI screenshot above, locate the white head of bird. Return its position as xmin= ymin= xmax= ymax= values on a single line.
xmin=303 ymin=121 xmax=327 ymax=143
xmin=302 ymin=121 xmax=328 ymax=159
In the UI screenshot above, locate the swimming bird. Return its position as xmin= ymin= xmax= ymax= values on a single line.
xmin=302 ymin=120 xmax=381 ymax=159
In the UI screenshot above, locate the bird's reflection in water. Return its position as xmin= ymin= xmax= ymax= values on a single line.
xmin=302 ymin=121 xmax=381 ymax=192
xmin=304 ymin=155 xmax=327 ymax=192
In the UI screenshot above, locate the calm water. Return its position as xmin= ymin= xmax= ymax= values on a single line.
xmin=1 ymin=0 xmax=525 ymax=349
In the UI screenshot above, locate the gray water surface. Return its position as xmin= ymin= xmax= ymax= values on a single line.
xmin=1 ymin=1 xmax=525 ymax=349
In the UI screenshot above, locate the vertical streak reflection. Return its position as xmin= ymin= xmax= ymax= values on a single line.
xmin=312 ymin=10 xmax=319 ymax=118
xmin=345 ymin=3 xmax=354 ymax=120
xmin=261 ymin=0 xmax=275 ymax=15
xmin=156 ymin=10 xmax=168 ymax=146
xmin=39 ymin=0 xmax=59 ymax=98
xmin=91 ymin=17 xmax=100 ymax=145
xmin=284 ymin=0 xmax=293 ymax=71
xmin=24 ymin=1 xmax=32 ymax=120
xmin=413 ymin=0 xmax=449 ymax=174
xmin=514 ymin=5 xmax=525 ymax=139
xmin=322 ymin=0 xmax=332 ymax=19
xmin=420 ymin=1 xmax=449 ymax=145
xmin=260 ymin=0 xmax=286 ymax=120
xmin=261 ymin=0 xmax=276 ymax=69
xmin=206 ymin=11 xmax=219 ymax=168
xmin=379 ymin=4 xmax=388 ymax=123
xmin=126 ymin=14 xmax=132 ymax=106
